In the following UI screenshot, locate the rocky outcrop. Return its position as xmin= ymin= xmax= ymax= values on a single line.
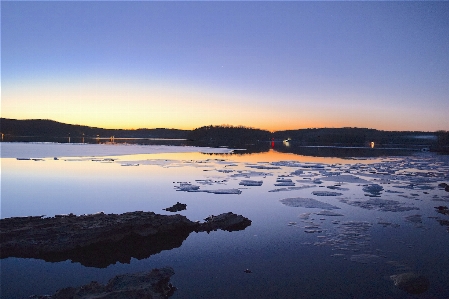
xmin=30 ymin=267 xmax=176 ymax=299
xmin=0 ymin=211 xmax=251 ymax=267
xmin=163 ymin=202 xmax=187 ymax=212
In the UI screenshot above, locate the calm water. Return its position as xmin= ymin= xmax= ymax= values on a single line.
xmin=1 ymin=144 xmax=449 ymax=298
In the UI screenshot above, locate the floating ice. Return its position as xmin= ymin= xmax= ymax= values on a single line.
xmin=268 ymin=185 xmax=315 ymax=192
xmin=203 ymin=189 xmax=242 ymax=195
xmin=230 ymin=171 xmax=271 ymax=178
xmin=174 ymin=183 xmax=242 ymax=194
xmin=246 ymin=164 xmax=281 ymax=170
xmin=316 ymin=210 xmax=344 ymax=216
xmin=175 ymin=183 xmax=201 ymax=192
xmin=339 ymin=198 xmax=419 ymax=212
xmin=312 ymin=191 xmax=343 ymax=196
xmin=280 ymin=197 xmax=340 ymax=210
xmin=320 ymin=175 xmax=371 ymax=184
xmin=274 ymin=178 xmax=295 ymax=186
xmin=239 ymin=180 xmax=263 ymax=186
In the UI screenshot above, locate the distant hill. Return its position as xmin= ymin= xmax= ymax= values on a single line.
xmin=1 ymin=118 xmax=447 ymax=152
xmin=0 ymin=118 xmax=190 ymax=139
xmin=272 ymin=127 xmax=438 ymax=147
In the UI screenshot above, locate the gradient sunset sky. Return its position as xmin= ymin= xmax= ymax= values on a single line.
xmin=2 ymin=1 xmax=448 ymax=132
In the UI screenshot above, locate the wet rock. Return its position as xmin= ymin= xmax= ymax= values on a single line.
xmin=280 ymin=197 xmax=340 ymax=210
xmin=201 ymin=212 xmax=252 ymax=232
xmin=31 ymin=267 xmax=176 ymax=299
xmin=0 ymin=211 xmax=251 ymax=267
xmin=390 ymin=272 xmax=430 ymax=294
xmin=164 ymin=202 xmax=187 ymax=212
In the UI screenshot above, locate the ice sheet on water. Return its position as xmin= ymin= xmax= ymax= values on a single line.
xmin=239 ymin=180 xmax=263 ymax=186
xmin=246 ymin=164 xmax=281 ymax=170
xmin=274 ymin=178 xmax=295 ymax=186
xmin=268 ymin=184 xmax=315 ymax=193
xmin=319 ymin=175 xmax=371 ymax=184
xmin=339 ymin=198 xmax=419 ymax=212
xmin=312 ymin=191 xmax=343 ymax=196
xmin=174 ymin=182 xmax=242 ymax=194
xmin=230 ymin=170 xmax=272 ymax=178
xmin=280 ymin=197 xmax=340 ymax=210
xmin=316 ymin=210 xmax=344 ymax=216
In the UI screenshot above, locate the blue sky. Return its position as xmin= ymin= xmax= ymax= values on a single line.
xmin=2 ymin=1 xmax=449 ymax=131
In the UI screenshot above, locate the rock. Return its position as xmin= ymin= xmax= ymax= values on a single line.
xmin=31 ymin=267 xmax=176 ymax=299
xmin=390 ymin=272 xmax=430 ymax=294
xmin=201 ymin=212 xmax=252 ymax=232
xmin=164 ymin=202 xmax=187 ymax=212
xmin=0 ymin=211 xmax=251 ymax=267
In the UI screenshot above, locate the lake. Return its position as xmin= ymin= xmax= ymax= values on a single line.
xmin=1 ymin=142 xmax=449 ymax=298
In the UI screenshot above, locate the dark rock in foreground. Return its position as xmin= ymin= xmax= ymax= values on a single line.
xmin=0 ymin=211 xmax=251 ymax=267
xmin=30 ymin=267 xmax=176 ymax=299
xmin=164 ymin=202 xmax=187 ymax=212
xmin=390 ymin=272 xmax=430 ymax=294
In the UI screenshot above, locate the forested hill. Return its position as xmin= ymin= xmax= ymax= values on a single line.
xmin=0 ymin=118 xmax=189 ymax=139
xmin=272 ymin=128 xmax=439 ymax=146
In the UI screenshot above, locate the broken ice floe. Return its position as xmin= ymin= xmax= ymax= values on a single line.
xmin=312 ymin=191 xmax=343 ymax=196
xmin=316 ymin=210 xmax=344 ymax=216
xmin=239 ymin=180 xmax=263 ymax=186
xmin=268 ymin=184 xmax=315 ymax=193
xmin=308 ymin=221 xmax=373 ymax=254
xmin=339 ymin=198 xmax=419 ymax=212
xmin=230 ymin=170 xmax=272 ymax=178
xmin=319 ymin=175 xmax=371 ymax=184
xmin=246 ymin=164 xmax=281 ymax=170
xmin=174 ymin=183 xmax=242 ymax=194
xmin=280 ymin=197 xmax=340 ymax=210
xmin=274 ymin=178 xmax=295 ymax=186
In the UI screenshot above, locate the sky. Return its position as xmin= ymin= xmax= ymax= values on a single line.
xmin=2 ymin=1 xmax=449 ymax=132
